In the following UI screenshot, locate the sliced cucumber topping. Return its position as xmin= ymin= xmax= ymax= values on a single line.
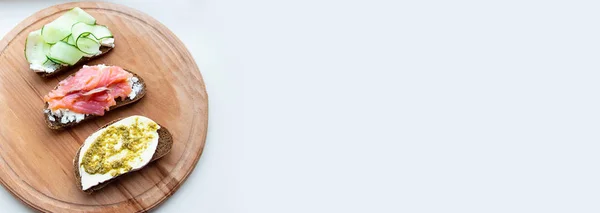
xmin=48 ymin=41 xmax=84 ymax=65
xmin=72 ymin=22 xmax=113 ymax=42
xmin=25 ymin=30 xmax=51 ymax=65
xmin=25 ymin=7 xmax=113 ymax=73
xmin=76 ymin=36 xmax=101 ymax=55
xmin=41 ymin=7 xmax=96 ymax=44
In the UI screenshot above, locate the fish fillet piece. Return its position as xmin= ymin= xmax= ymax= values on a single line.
xmin=44 ymin=65 xmax=133 ymax=115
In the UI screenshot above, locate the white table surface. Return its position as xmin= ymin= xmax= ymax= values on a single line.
xmin=0 ymin=0 xmax=240 ymax=212
xmin=4 ymin=0 xmax=600 ymax=213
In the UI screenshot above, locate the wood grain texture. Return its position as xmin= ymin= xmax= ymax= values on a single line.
xmin=0 ymin=2 xmax=208 ymax=212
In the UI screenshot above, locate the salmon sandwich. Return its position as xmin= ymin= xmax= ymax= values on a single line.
xmin=44 ymin=64 xmax=146 ymax=130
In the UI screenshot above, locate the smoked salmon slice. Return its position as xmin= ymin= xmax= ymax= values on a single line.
xmin=44 ymin=65 xmax=133 ymax=116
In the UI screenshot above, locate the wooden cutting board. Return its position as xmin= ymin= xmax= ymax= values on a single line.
xmin=0 ymin=2 xmax=208 ymax=212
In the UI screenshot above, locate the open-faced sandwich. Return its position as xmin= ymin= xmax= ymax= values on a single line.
xmin=25 ymin=7 xmax=114 ymax=77
xmin=74 ymin=115 xmax=173 ymax=193
xmin=44 ymin=64 xmax=146 ymax=130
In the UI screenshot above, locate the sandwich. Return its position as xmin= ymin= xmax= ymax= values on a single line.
xmin=73 ymin=115 xmax=173 ymax=193
xmin=44 ymin=64 xmax=145 ymax=130
xmin=25 ymin=7 xmax=114 ymax=77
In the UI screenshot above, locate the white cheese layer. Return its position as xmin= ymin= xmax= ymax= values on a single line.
xmin=86 ymin=64 xmax=107 ymax=69
xmin=47 ymin=109 xmax=86 ymax=124
xmin=78 ymin=115 xmax=160 ymax=191
xmin=128 ymin=77 xmax=141 ymax=99
xmin=100 ymin=38 xmax=115 ymax=47
xmin=60 ymin=109 xmax=85 ymax=123
xmin=30 ymin=63 xmax=61 ymax=73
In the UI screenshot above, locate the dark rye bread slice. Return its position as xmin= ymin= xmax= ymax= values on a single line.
xmin=44 ymin=69 xmax=146 ymax=130
xmin=36 ymin=45 xmax=114 ymax=78
xmin=73 ymin=118 xmax=173 ymax=193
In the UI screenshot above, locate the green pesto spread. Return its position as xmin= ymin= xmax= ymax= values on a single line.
xmin=80 ymin=117 xmax=159 ymax=176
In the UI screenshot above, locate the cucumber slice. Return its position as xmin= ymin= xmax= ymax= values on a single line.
xmin=76 ymin=36 xmax=101 ymax=55
xmin=42 ymin=7 xmax=96 ymax=44
xmin=72 ymin=22 xmax=113 ymax=43
xmin=89 ymin=25 xmax=112 ymax=40
xmin=48 ymin=57 xmax=67 ymax=65
xmin=41 ymin=23 xmax=71 ymax=44
xmin=66 ymin=35 xmax=76 ymax=45
xmin=42 ymin=59 xmax=60 ymax=68
xmin=47 ymin=41 xmax=84 ymax=65
xmin=63 ymin=7 xmax=96 ymax=25
xmin=25 ymin=30 xmax=51 ymax=65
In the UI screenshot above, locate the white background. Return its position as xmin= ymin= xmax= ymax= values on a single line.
xmin=2 ymin=0 xmax=600 ymax=212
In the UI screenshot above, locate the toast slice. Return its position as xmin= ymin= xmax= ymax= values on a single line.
xmin=73 ymin=118 xmax=173 ymax=193
xmin=44 ymin=68 xmax=146 ymax=130
xmin=36 ymin=45 xmax=114 ymax=78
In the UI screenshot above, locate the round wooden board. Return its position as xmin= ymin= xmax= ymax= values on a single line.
xmin=0 ymin=2 xmax=208 ymax=212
